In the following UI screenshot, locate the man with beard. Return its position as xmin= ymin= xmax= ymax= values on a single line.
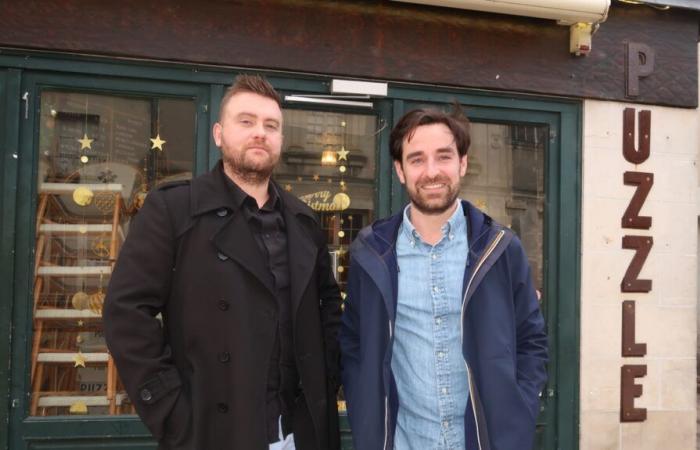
xmin=339 ymin=107 xmax=547 ymax=450
xmin=104 ymin=75 xmax=342 ymax=450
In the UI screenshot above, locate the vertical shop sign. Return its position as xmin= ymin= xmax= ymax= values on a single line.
xmin=619 ymin=107 xmax=652 ymax=422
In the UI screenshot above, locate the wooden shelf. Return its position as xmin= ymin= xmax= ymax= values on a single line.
xmin=39 ymin=183 xmax=123 ymax=194
xmin=36 ymin=266 xmax=111 ymax=276
xmin=36 ymin=352 xmax=109 ymax=363
xmin=37 ymin=394 xmax=126 ymax=408
xmin=35 ymin=309 xmax=102 ymax=320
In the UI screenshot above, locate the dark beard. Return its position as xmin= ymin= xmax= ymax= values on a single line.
xmin=407 ymin=176 xmax=460 ymax=215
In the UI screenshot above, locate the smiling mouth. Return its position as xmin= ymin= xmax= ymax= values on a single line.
xmin=420 ymin=183 xmax=447 ymax=190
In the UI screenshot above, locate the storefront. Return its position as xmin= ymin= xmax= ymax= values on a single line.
xmin=0 ymin=1 xmax=697 ymax=449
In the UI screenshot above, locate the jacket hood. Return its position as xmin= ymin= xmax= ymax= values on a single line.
xmin=353 ymin=200 xmax=498 ymax=258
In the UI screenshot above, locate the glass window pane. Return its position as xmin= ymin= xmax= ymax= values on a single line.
xmin=275 ymin=109 xmax=377 ymax=294
xmin=31 ymin=91 xmax=195 ymax=416
xmin=463 ymin=122 xmax=546 ymax=293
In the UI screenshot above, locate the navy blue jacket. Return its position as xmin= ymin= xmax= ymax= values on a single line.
xmin=340 ymin=201 xmax=548 ymax=450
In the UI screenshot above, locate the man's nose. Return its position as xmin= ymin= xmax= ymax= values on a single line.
xmin=251 ymin=122 xmax=267 ymax=139
xmin=425 ymin=158 xmax=440 ymax=177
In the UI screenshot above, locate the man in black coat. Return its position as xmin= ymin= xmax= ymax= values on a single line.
xmin=103 ymin=75 xmax=342 ymax=450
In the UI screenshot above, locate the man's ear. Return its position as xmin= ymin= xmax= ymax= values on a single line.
xmin=394 ymin=160 xmax=406 ymax=184
xmin=459 ymin=154 xmax=468 ymax=177
xmin=213 ymin=122 xmax=223 ymax=147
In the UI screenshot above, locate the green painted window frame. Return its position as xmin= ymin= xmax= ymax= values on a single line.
xmin=387 ymin=87 xmax=581 ymax=450
xmin=0 ymin=52 xmax=580 ymax=450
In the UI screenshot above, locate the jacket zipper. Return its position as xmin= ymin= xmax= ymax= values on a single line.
xmin=384 ymin=317 xmax=393 ymax=450
xmin=460 ymin=229 xmax=505 ymax=450
xmin=357 ymin=233 xmax=396 ymax=450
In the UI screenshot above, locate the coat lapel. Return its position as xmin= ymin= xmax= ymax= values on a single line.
xmin=283 ymin=208 xmax=317 ymax=318
xmin=211 ymin=209 xmax=276 ymax=297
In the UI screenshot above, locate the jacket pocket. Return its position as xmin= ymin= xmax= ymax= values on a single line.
xmin=162 ymin=388 xmax=193 ymax=448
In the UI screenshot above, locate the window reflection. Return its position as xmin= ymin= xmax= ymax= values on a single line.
xmin=463 ymin=122 xmax=546 ymax=292
xmin=275 ymin=109 xmax=377 ymax=292
xmin=31 ymin=91 xmax=195 ymax=416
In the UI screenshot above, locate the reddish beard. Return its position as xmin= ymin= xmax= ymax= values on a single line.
xmin=223 ymin=144 xmax=279 ymax=184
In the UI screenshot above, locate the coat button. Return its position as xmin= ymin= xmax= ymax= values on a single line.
xmin=217 ymin=402 xmax=228 ymax=413
xmin=140 ymin=388 xmax=152 ymax=402
xmin=218 ymin=300 xmax=229 ymax=311
xmin=217 ymin=252 xmax=229 ymax=261
xmin=218 ymin=351 xmax=231 ymax=363
xmin=216 ymin=208 xmax=228 ymax=217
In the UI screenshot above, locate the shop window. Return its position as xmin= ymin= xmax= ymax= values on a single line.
xmin=465 ymin=122 xmax=546 ymax=291
xmin=274 ymin=108 xmax=377 ymax=293
xmin=30 ymin=91 xmax=195 ymax=416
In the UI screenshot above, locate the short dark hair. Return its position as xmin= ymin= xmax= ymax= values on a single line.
xmin=218 ymin=74 xmax=282 ymax=120
xmin=389 ymin=105 xmax=471 ymax=161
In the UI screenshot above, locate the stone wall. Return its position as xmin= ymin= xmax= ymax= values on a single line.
xmin=579 ymin=97 xmax=698 ymax=448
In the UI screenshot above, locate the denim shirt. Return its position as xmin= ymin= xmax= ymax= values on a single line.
xmin=391 ymin=201 xmax=470 ymax=450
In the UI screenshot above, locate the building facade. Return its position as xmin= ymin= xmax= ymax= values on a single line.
xmin=0 ymin=1 xmax=698 ymax=449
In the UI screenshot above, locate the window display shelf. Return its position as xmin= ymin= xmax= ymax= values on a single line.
xmin=37 ymin=393 xmax=127 ymax=408
xmin=35 ymin=309 xmax=102 ymax=319
xmin=36 ymin=266 xmax=112 ymax=276
xmin=36 ymin=352 xmax=110 ymax=363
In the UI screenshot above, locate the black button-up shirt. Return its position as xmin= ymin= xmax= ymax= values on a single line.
xmin=223 ymin=177 xmax=297 ymax=443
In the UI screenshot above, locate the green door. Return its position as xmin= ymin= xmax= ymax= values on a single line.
xmin=391 ymin=92 xmax=581 ymax=450
xmin=1 ymin=54 xmax=579 ymax=450
xmin=307 ymin=89 xmax=580 ymax=450
xmin=8 ymin=71 xmax=209 ymax=449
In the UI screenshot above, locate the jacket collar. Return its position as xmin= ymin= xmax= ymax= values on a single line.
xmin=367 ymin=200 xmax=494 ymax=250
xmin=190 ymin=160 xmax=241 ymax=216
xmin=351 ymin=200 xmax=500 ymax=318
xmin=189 ymin=160 xmax=315 ymax=221
xmin=193 ymin=160 xmax=319 ymax=315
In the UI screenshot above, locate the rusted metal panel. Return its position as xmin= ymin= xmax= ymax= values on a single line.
xmin=0 ymin=1 xmax=696 ymax=107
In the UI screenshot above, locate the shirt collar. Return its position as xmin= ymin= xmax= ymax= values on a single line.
xmin=401 ymin=199 xmax=466 ymax=244
xmin=222 ymin=174 xmax=281 ymax=213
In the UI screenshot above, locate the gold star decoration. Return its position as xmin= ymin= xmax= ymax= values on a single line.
xmin=77 ymin=320 xmax=84 ymax=327
xmin=336 ymin=147 xmax=349 ymax=161
xmin=297 ymin=176 xmax=303 ymax=182
xmin=69 ymin=401 xmax=88 ymax=415
xmin=150 ymin=134 xmax=167 ymax=151
xmin=313 ymin=174 xmax=320 ymax=181
xmin=327 ymin=178 xmax=333 ymax=184
xmin=77 ymin=133 xmax=94 ymax=150
xmin=284 ymin=184 xmax=293 ymax=192
xmin=73 ymin=352 xmax=86 ymax=368
xmin=341 ymin=184 xmax=347 ymax=192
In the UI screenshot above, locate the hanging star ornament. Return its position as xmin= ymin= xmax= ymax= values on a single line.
xmin=73 ymin=352 xmax=86 ymax=368
xmin=150 ymin=134 xmax=167 ymax=151
xmin=313 ymin=174 xmax=320 ymax=182
xmin=78 ymin=133 xmax=94 ymax=150
xmin=336 ymin=147 xmax=349 ymax=161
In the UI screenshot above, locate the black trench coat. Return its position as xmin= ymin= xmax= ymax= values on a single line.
xmin=103 ymin=162 xmax=342 ymax=450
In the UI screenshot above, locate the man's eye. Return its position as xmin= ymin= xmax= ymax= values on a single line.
xmin=265 ymin=123 xmax=279 ymax=131
xmin=240 ymin=119 xmax=253 ymax=125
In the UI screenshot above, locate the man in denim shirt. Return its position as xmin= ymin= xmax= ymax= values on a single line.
xmin=340 ymin=107 xmax=548 ymax=450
